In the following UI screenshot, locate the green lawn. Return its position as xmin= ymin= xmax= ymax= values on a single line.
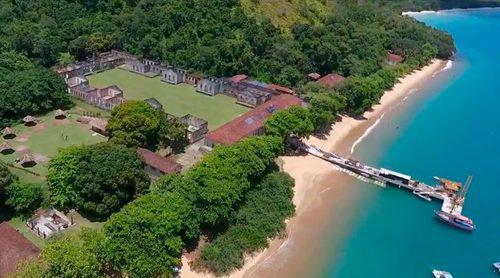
xmin=0 ymin=110 xmax=106 ymax=183
xmin=87 ymin=69 xmax=249 ymax=129
xmin=1 ymin=108 xmax=108 ymax=248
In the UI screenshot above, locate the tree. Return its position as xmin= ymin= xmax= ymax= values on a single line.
xmin=0 ymin=53 xmax=71 ymax=128
xmin=198 ymin=172 xmax=295 ymax=275
xmin=264 ymin=106 xmax=314 ymax=138
xmin=10 ymin=229 xmax=105 ymax=278
xmin=58 ymin=52 xmax=75 ymax=66
xmin=106 ymin=101 xmax=165 ymax=148
xmin=41 ymin=231 xmax=103 ymax=278
xmin=0 ymin=164 xmax=16 ymax=208
xmin=160 ymin=117 xmax=189 ymax=154
xmin=104 ymin=192 xmax=189 ymax=277
xmin=6 ymin=182 xmax=44 ymax=218
xmin=46 ymin=146 xmax=84 ymax=209
xmin=48 ymin=143 xmax=149 ymax=219
xmin=309 ymin=93 xmax=345 ymax=133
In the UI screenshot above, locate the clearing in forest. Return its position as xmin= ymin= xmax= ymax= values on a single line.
xmin=87 ymin=68 xmax=250 ymax=130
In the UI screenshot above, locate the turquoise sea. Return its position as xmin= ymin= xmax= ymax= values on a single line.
xmin=322 ymin=8 xmax=500 ymax=278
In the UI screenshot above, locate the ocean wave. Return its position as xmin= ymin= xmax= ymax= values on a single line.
xmin=319 ymin=187 xmax=333 ymax=194
xmin=402 ymin=10 xmax=440 ymax=16
xmin=258 ymin=238 xmax=293 ymax=269
xmin=350 ymin=113 xmax=385 ymax=155
xmin=403 ymin=88 xmax=418 ymax=101
xmin=432 ymin=60 xmax=453 ymax=77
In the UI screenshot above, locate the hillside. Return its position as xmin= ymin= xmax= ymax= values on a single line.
xmin=240 ymin=0 xmax=333 ymax=31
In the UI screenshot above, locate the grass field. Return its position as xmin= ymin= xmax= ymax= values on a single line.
xmin=0 ymin=110 xmax=106 ymax=183
xmin=1 ymin=106 xmax=108 ymax=248
xmin=87 ymin=69 xmax=249 ymax=130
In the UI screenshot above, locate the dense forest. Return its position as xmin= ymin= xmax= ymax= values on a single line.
xmin=0 ymin=0 xmax=458 ymax=126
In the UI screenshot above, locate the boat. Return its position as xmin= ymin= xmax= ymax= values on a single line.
xmin=494 ymin=262 xmax=500 ymax=271
xmin=432 ymin=269 xmax=453 ymax=278
xmin=435 ymin=210 xmax=476 ymax=231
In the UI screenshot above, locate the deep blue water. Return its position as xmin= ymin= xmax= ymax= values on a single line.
xmin=323 ymin=8 xmax=500 ymax=278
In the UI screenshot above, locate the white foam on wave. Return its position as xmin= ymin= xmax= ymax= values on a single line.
xmin=350 ymin=112 xmax=385 ymax=155
xmin=432 ymin=60 xmax=453 ymax=77
xmin=403 ymin=88 xmax=418 ymax=101
xmin=319 ymin=187 xmax=333 ymax=194
xmin=258 ymin=238 xmax=293 ymax=269
xmin=402 ymin=10 xmax=440 ymax=16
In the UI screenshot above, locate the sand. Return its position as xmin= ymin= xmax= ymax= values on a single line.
xmin=180 ymin=59 xmax=448 ymax=278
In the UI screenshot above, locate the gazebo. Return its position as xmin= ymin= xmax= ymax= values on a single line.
xmin=54 ymin=109 xmax=67 ymax=119
xmin=0 ymin=142 xmax=14 ymax=154
xmin=17 ymin=153 xmax=36 ymax=167
xmin=23 ymin=116 xmax=38 ymax=126
xmin=2 ymin=127 xmax=15 ymax=139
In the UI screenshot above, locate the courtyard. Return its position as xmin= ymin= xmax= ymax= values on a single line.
xmin=0 ymin=109 xmax=106 ymax=183
xmin=87 ymin=68 xmax=249 ymax=129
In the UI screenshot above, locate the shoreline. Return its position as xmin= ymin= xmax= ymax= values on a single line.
xmin=402 ymin=6 xmax=500 ymax=15
xmin=179 ymin=59 xmax=448 ymax=278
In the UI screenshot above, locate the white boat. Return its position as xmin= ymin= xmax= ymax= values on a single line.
xmin=494 ymin=262 xmax=500 ymax=271
xmin=433 ymin=269 xmax=453 ymax=278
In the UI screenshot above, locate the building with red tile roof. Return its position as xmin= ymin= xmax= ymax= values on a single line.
xmin=317 ymin=73 xmax=346 ymax=89
xmin=137 ymin=148 xmax=182 ymax=179
xmin=387 ymin=52 xmax=403 ymax=64
xmin=0 ymin=222 xmax=40 ymax=277
xmin=268 ymin=84 xmax=295 ymax=95
xmin=227 ymin=74 xmax=249 ymax=84
xmin=205 ymin=94 xmax=303 ymax=146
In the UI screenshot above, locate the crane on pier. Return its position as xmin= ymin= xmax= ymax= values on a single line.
xmin=454 ymin=175 xmax=473 ymax=208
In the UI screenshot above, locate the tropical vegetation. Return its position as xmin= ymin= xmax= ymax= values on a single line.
xmin=47 ymin=142 xmax=149 ymax=219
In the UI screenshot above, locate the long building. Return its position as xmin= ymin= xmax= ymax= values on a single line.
xmin=204 ymin=94 xmax=303 ymax=147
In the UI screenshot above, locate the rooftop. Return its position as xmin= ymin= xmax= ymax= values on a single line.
xmin=268 ymin=84 xmax=294 ymax=95
xmin=388 ymin=52 xmax=403 ymax=63
xmin=228 ymin=74 xmax=249 ymax=83
xmin=317 ymin=73 xmax=346 ymax=89
xmin=206 ymin=94 xmax=303 ymax=145
xmin=0 ymin=222 xmax=40 ymax=277
xmin=137 ymin=148 xmax=182 ymax=174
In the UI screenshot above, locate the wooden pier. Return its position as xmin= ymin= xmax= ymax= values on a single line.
xmin=296 ymin=142 xmax=471 ymax=217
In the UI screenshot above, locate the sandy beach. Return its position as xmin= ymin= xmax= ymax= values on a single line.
xmin=180 ymin=59 xmax=448 ymax=278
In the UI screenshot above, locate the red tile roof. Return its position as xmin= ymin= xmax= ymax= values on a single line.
xmin=387 ymin=53 xmax=403 ymax=63
xmin=137 ymin=148 xmax=181 ymax=174
xmin=317 ymin=73 xmax=346 ymax=89
xmin=0 ymin=222 xmax=40 ymax=277
xmin=228 ymin=74 xmax=248 ymax=83
xmin=206 ymin=94 xmax=303 ymax=145
xmin=268 ymin=84 xmax=294 ymax=95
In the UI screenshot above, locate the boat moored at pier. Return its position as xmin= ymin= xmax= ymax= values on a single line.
xmin=435 ymin=210 xmax=475 ymax=231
